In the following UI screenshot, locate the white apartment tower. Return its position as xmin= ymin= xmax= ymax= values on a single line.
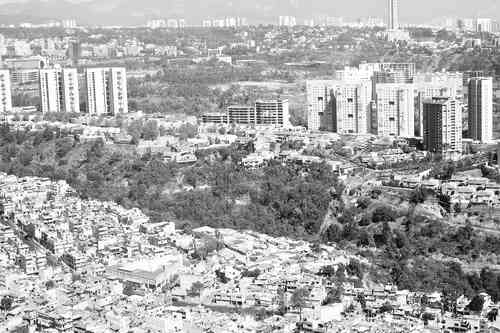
xmin=307 ymin=80 xmax=337 ymax=131
xmin=85 ymin=67 xmax=128 ymax=115
xmin=307 ymin=79 xmax=371 ymax=134
xmin=0 ymin=70 xmax=12 ymax=113
xmin=468 ymin=77 xmax=493 ymax=143
xmin=85 ymin=68 xmax=107 ymax=115
xmin=374 ymin=83 xmax=415 ymax=137
xmin=108 ymin=68 xmax=128 ymax=115
xmin=39 ymin=68 xmax=79 ymax=113
xmin=423 ymin=97 xmax=462 ymax=158
xmin=334 ymin=82 xmax=371 ymax=134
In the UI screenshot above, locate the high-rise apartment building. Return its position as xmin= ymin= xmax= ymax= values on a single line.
xmin=423 ymin=97 xmax=462 ymax=158
xmin=255 ymin=99 xmax=290 ymax=127
xmin=334 ymin=82 xmax=372 ymax=135
xmin=0 ymin=70 xmax=12 ymax=113
xmin=468 ymin=77 xmax=493 ymax=143
xmin=85 ymin=67 xmax=128 ymax=115
xmin=387 ymin=0 xmax=399 ymax=30
xmin=307 ymin=80 xmax=338 ymax=131
xmin=413 ymin=73 xmax=464 ymax=137
xmin=306 ymin=80 xmax=372 ymax=134
xmin=374 ymin=83 xmax=415 ymax=137
xmin=39 ymin=68 xmax=79 ymax=113
xmin=108 ymin=68 xmax=128 ymax=115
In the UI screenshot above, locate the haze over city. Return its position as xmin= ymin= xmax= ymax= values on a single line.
xmin=0 ymin=0 xmax=498 ymax=25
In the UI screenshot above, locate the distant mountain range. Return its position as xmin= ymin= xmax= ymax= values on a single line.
xmin=0 ymin=0 xmax=499 ymax=26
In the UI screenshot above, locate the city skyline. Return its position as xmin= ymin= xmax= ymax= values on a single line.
xmin=0 ymin=0 xmax=499 ymax=25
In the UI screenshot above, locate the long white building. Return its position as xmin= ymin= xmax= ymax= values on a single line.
xmin=0 ymin=70 xmax=12 ymax=113
xmin=468 ymin=77 xmax=493 ymax=143
xmin=39 ymin=68 xmax=79 ymax=113
xmin=85 ymin=67 xmax=128 ymax=115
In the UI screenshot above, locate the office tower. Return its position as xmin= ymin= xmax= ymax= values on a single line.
xmin=423 ymin=97 xmax=462 ymax=158
xmin=374 ymin=83 xmax=415 ymax=137
xmin=39 ymin=68 xmax=80 ymax=113
xmin=255 ymin=99 xmax=290 ymax=127
xmin=307 ymin=80 xmax=337 ymax=131
xmin=85 ymin=67 xmax=128 ymax=116
xmin=0 ymin=70 xmax=12 ymax=113
xmin=387 ymin=0 xmax=399 ymax=30
xmin=227 ymin=106 xmax=256 ymax=124
xmin=468 ymin=77 xmax=493 ymax=143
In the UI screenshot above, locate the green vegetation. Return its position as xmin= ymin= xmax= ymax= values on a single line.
xmin=0 ymin=125 xmax=339 ymax=238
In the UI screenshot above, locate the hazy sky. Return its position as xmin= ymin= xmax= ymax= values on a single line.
xmin=0 ymin=0 xmax=499 ymax=22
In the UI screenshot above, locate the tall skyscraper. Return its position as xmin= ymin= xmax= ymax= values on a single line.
xmin=39 ymin=68 xmax=79 ymax=113
xmin=387 ymin=0 xmax=399 ymax=30
xmin=374 ymin=83 xmax=415 ymax=137
xmin=423 ymin=97 xmax=462 ymax=158
xmin=85 ymin=67 xmax=128 ymax=116
xmin=468 ymin=77 xmax=493 ymax=143
xmin=0 ymin=70 xmax=12 ymax=113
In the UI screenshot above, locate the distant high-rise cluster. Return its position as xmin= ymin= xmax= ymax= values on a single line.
xmin=279 ymin=16 xmax=297 ymax=27
xmin=202 ymin=17 xmax=248 ymax=28
xmin=146 ymin=19 xmax=186 ymax=29
xmin=0 ymin=65 xmax=128 ymax=115
xmin=306 ymin=62 xmax=495 ymax=159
